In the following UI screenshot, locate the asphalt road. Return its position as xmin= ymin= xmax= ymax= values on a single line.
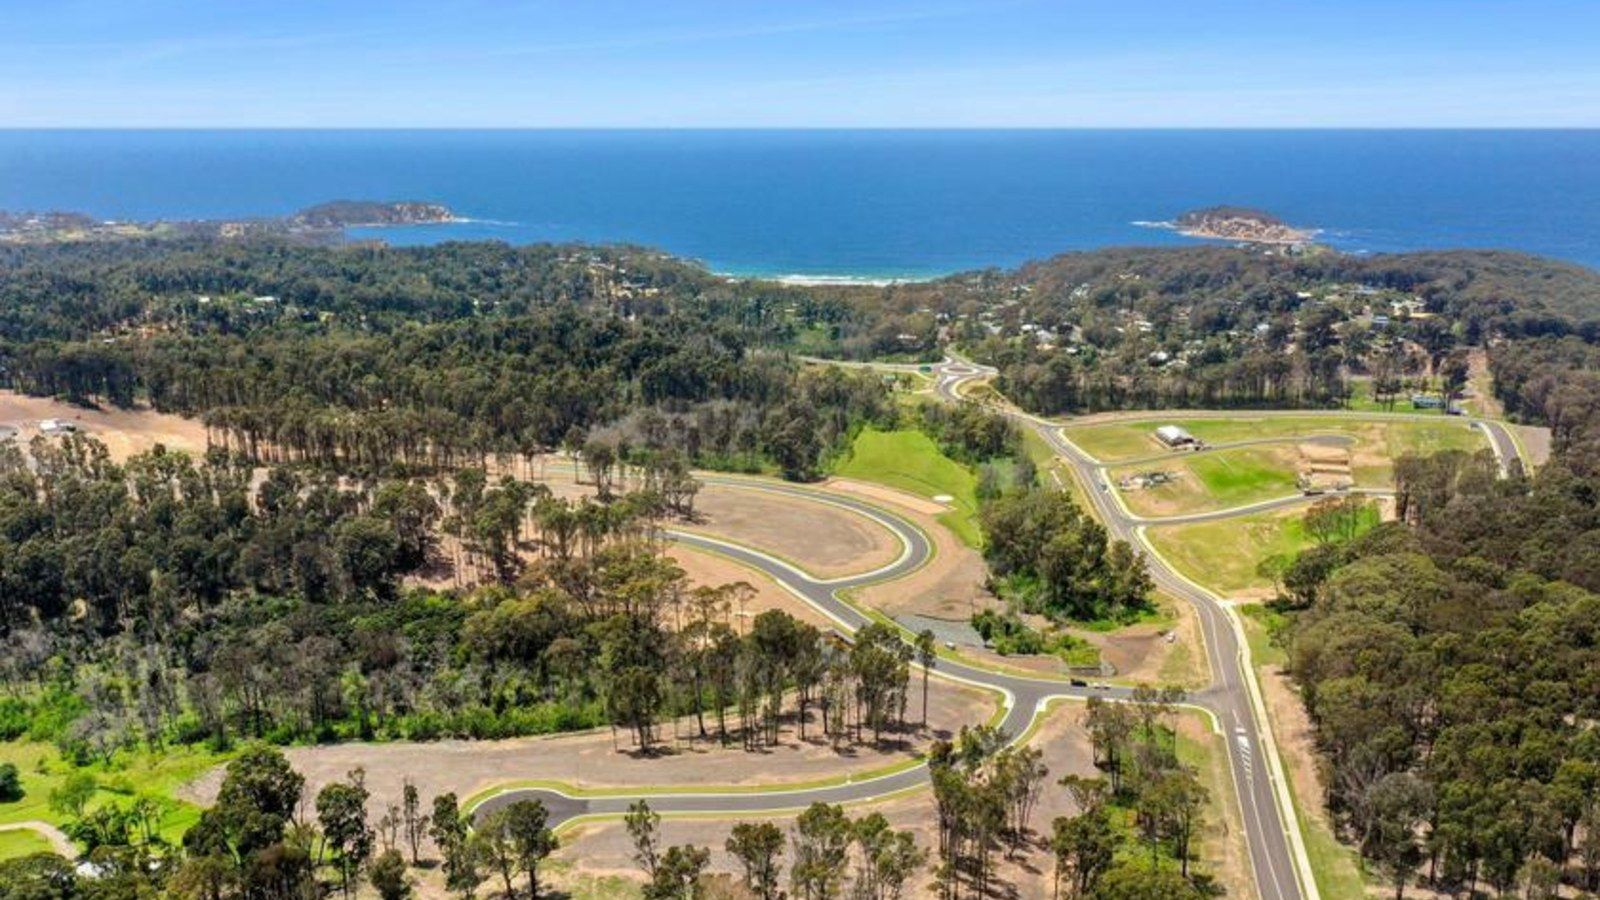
xmin=476 ymin=361 xmax=1528 ymax=900
xmin=476 ymin=474 xmax=1133 ymax=827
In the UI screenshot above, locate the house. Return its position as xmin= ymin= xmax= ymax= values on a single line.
xmin=1154 ymin=425 xmax=1200 ymax=449
xmin=1410 ymin=394 xmax=1445 ymax=410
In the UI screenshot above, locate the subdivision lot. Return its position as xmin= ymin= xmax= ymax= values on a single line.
xmin=1144 ymin=502 xmax=1379 ymax=599
xmin=540 ymin=703 xmax=1252 ymax=900
xmin=667 ymin=545 xmax=835 ymax=631
xmin=683 ymin=483 xmax=903 ymax=579
xmin=0 ymin=390 xmax=209 ymax=461
xmin=536 ymin=468 xmax=904 ymax=580
xmin=1065 ymin=415 xmax=1487 ymax=482
xmin=181 ymin=676 xmax=1000 ymax=832
xmin=1111 ymin=444 xmax=1303 ymax=517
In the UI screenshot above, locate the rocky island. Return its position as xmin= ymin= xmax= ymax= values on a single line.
xmin=1173 ymin=205 xmax=1314 ymax=244
xmin=289 ymin=200 xmax=457 ymax=229
xmin=0 ymin=200 xmax=458 ymax=244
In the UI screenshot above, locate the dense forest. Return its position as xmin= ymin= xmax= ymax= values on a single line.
xmin=4 ymin=233 xmax=1600 ymax=897
xmin=953 ymin=247 xmax=1600 ymax=414
xmin=1264 ymin=351 xmax=1600 ymax=895
xmin=0 ymin=240 xmax=897 ymax=480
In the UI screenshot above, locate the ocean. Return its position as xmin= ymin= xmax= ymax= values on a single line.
xmin=1 ymin=130 xmax=1596 ymax=278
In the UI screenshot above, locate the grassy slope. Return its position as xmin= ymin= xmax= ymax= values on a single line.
xmin=0 ymin=828 xmax=54 ymax=860
xmin=0 ymin=741 xmax=233 ymax=848
xmin=832 ymin=426 xmax=983 ymax=547
xmin=1066 ymin=415 xmax=1484 ymax=469
xmin=1145 ymin=504 xmax=1380 ymax=597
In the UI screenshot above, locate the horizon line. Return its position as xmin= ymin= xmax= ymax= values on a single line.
xmin=2 ymin=125 xmax=1598 ymax=132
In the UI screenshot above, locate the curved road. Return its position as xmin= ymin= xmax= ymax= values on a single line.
xmin=477 ymin=475 xmax=1133 ymax=827
xmin=931 ymin=358 xmax=1526 ymax=900
xmin=479 ymin=360 xmax=1527 ymax=900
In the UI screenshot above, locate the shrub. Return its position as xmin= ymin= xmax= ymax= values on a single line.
xmin=0 ymin=762 xmax=22 ymax=802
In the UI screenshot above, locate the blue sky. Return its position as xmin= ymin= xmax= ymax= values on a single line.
xmin=3 ymin=0 xmax=1597 ymax=127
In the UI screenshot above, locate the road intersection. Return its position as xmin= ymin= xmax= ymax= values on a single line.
xmin=478 ymin=357 xmax=1526 ymax=900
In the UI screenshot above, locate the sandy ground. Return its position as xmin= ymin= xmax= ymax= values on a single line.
xmin=684 ymin=484 xmax=901 ymax=579
xmin=0 ymin=390 xmax=209 ymax=462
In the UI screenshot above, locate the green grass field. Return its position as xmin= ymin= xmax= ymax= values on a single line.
xmin=831 ymin=426 xmax=982 ymax=546
xmin=0 ymin=740 xmax=231 ymax=848
xmin=1064 ymin=415 xmax=1485 ymax=470
xmin=0 ymin=827 xmax=54 ymax=860
xmin=1145 ymin=502 xmax=1381 ymax=597
xmin=1112 ymin=446 xmax=1301 ymax=516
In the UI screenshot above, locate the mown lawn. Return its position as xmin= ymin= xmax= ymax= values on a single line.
xmin=1065 ymin=415 xmax=1485 ymax=468
xmin=832 ymin=427 xmax=982 ymax=547
xmin=0 ymin=827 xmax=54 ymax=860
xmin=1113 ymin=446 xmax=1301 ymax=516
xmin=1144 ymin=503 xmax=1380 ymax=598
xmin=0 ymin=740 xmax=232 ymax=847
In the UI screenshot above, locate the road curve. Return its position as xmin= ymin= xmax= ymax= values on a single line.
xmin=931 ymin=361 xmax=1313 ymax=900
xmin=930 ymin=361 xmax=1528 ymax=900
xmin=475 ymin=474 xmax=1134 ymax=828
xmin=478 ymin=363 xmax=1523 ymax=899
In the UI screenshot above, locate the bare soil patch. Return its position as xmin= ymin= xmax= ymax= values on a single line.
xmin=522 ymin=464 xmax=903 ymax=580
xmin=817 ymin=476 xmax=949 ymax=516
xmin=1092 ymin=596 xmax=1209 ymax=688
xmin=548 ymin=702 xmax=1096 ymax=900
xmin=684 ymin=484 xmax=900 ymax=578
xmin=667 ymin=546 xmax=835 ymax=631
xmin=0 ymin=390 xmax=208 ymax=462
xmin=822 ymin=477 xmax=992 ymax=623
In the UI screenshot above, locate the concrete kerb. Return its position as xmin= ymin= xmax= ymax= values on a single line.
xmin=1136 ymin=526 xmax=1320 ymax=900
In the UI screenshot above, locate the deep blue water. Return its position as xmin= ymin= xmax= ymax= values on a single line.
xmin=2 ymin=130 xmax=1597 ymax=278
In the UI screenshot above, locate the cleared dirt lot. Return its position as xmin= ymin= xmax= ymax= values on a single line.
xmin=533 ymin=465 xmax=903 ymax=580
xmin=0 ymin=390 xmax=209 ymax=461
xmin=833 ymin=479 xmax=992 ymax=623
xmin=180 ymin=674 xmax=999 ymax=822
xmin=684 ymin=483 xmax=902 ymax=578
xmin=545 ymin=701 xmax=1097 ymax=900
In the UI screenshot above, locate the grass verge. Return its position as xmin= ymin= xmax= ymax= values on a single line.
xmin=0 ymin=828 xmax=55 ymax=860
